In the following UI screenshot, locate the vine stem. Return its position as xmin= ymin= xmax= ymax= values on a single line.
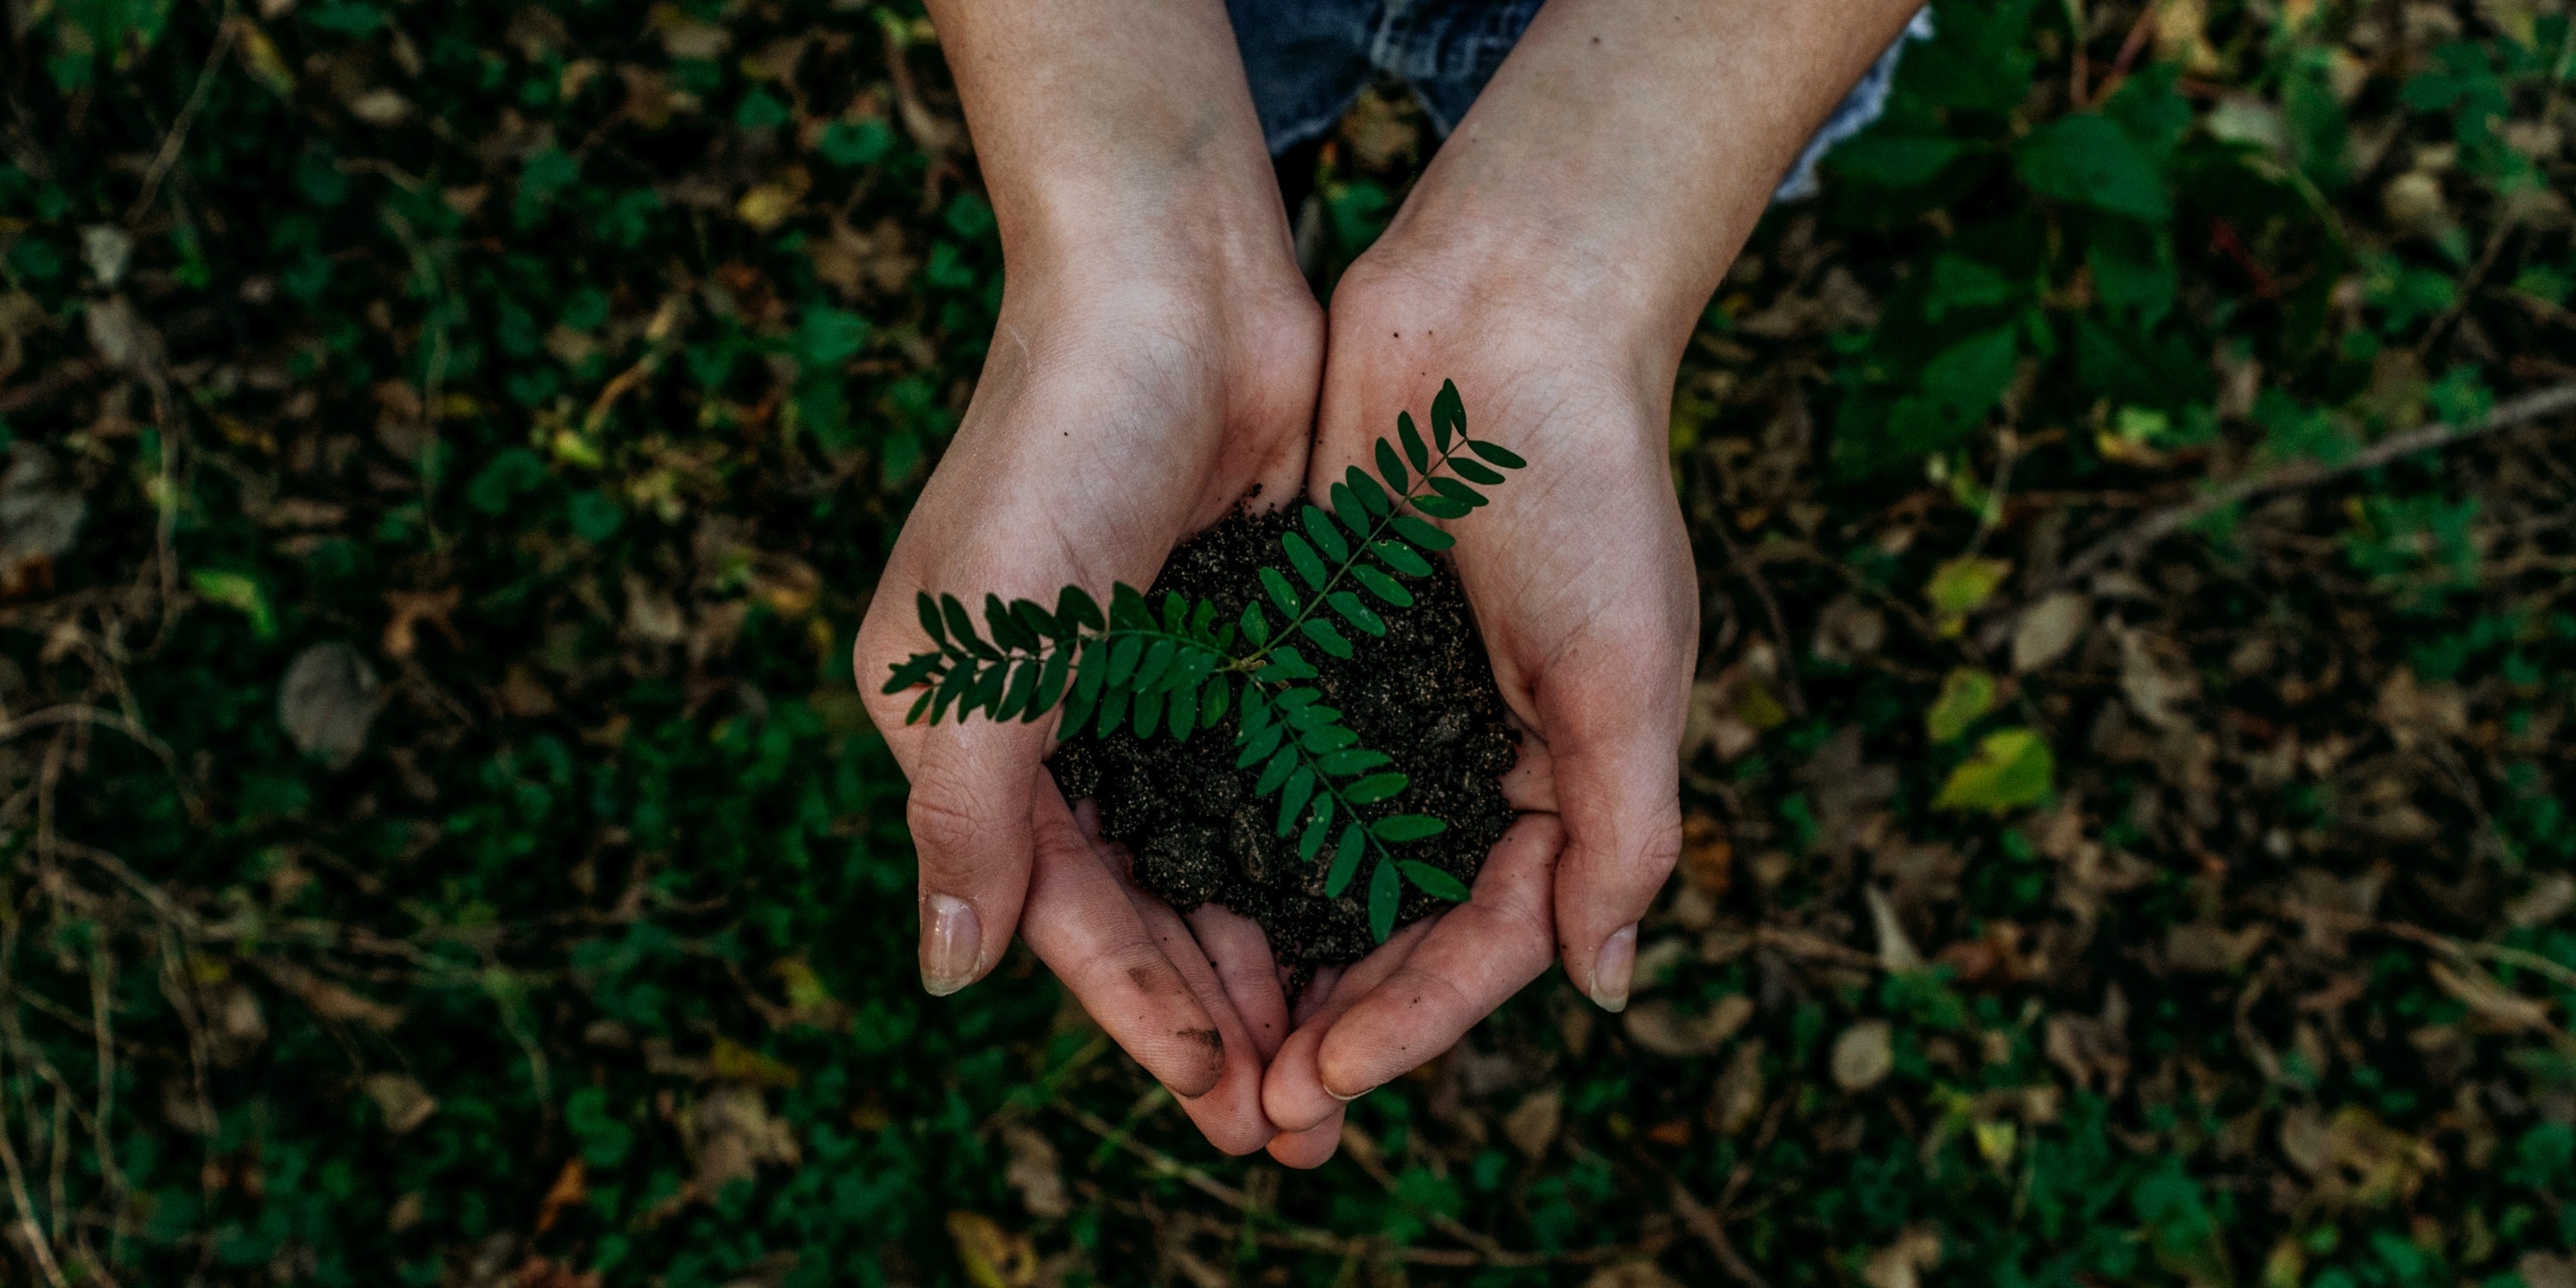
xmin=2049 ymin=380 xmax=2576 ymax=591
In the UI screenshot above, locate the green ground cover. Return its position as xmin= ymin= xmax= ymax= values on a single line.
xmin=3 ymin=0 xmax=2574 ymax=1284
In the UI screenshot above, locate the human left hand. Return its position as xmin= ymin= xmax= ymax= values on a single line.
xmin=1256 ymin=246 xmax=1698 ymax=1166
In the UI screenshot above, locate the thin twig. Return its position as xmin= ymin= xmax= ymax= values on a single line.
xmin=125 ymin=3 xmax=240 ymax=224
xmin=1056 ymin=1102 xmax=1255 ymax=1210
xmin=1710 ymin=523 xmax=1807 ymax=718
xmin=2415 ymin=216 xmax=2518 ymax=358
xmin=1335 ymin=1121 xmax=1546 ymax=1266
xmin=1670 ymin=1179 xmax=1772 ymax=1288
xmin=2053 ymin=381 xmax=2576 ymax=590
xmin=0 ymin=1078 xmax=69 ymax=1288
xmin=1057 ymin=1102 xmax=1619 ymax=1268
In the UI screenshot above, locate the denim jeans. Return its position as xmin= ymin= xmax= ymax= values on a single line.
xmin=1226 ymin=0 xmax=1933 ymax=201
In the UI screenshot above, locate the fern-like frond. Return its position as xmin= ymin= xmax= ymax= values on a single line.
xmin=879 ymin=379 xmax=1526 ymax=942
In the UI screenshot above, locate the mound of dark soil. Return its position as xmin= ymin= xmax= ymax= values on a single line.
xmin=1048 ymin=507 xmax=1517 ymax=970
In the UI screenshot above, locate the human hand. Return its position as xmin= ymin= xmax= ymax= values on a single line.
xmin=854 ymin=255 xmax=1321 ymax=1152
xmin=1258 ymin=253 xmax=1697 ymax=1166
xmin=854 ymin=0 xmax=1349 ymax=1155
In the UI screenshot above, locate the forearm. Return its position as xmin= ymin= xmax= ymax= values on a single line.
xmin=924 ymin=0 xmax=1291 ymax=288
xmin=1376 ymin=0 xmax=1927 ymax=361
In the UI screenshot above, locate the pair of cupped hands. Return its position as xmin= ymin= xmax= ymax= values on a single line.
xmin=853 ymin=216 xmax=1698 ymax=1166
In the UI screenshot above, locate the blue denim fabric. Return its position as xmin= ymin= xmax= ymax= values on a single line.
xmin=1226 ymin=0 xmax=1934 ymax=202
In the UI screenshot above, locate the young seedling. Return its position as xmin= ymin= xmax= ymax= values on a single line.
xmin=882 ymin=380 xmax=1526 ymax=942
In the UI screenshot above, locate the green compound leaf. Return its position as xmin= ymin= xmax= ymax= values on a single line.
xmin=1342 ymin=772 xmax=1409 ymax=805
xmin=1260 ymin=565 xmax=1303 ymax=617
xmin=931 ymin=661 xmax=975 ymax=723
xmin=1388 ymin=513 xmax=1454 ymax=551
xmin=1299 ymin=812 xmax=1330 ymax=862
xmin=1299 ymin=723 xmax=1358 ymax=754
xmin=1010 ymin=598 xmax=1059 ymax=643
xmin=1109 ymin=582 xmax=1151 ymax=629
xmin=992 ymin=657 xmax=1039 ymax=720
xmin=1282 ymin=532 xmax=1328 ymax=590
xmin=1301 ymin=504 xmax=1349 ymax=562
xmin=1240 ymin=601 xmax=1271 ymax=646
xmin=915 ymin=592 xmax=947 ymax=646
xmin=1398 ymin=410 xmax=1431 ymax=473
xmin=1431 ymin=380 xmax=1465 ymax=448
xmin=1055 ymin=584 xmax=1103 ymax=633
xmin=1237 ymin=720 xmax=1285 ymax=768
xmin=1300 ymin=617 xmax=1354 ymax=659
xmin=1368 ymin=855 xmax=1400 ymax=942
xmin=1375 ymin=439 xmax=1409 ymax=494
xmin=1370 ymin=814 xmax=1448 ymax=843
xmin=941 ymin=595 xmax=997 ymax=660
xmin=1270 ymin=647 xmax=1318 ymax=681
xmin=1397 ymin=860 xmax=1471 ymax=902
xmin=1166 ymin=676 xmax=1198 ymax=740
xmin=1327 ymin=591 xmax=1386 ymax=636
xmin=1413 ymin=494 xmax=1471 ymax=520
xmin=1352 ymin=564 xmax=1415 ymax=607
xmin=1130 ymin=686 xmax=1163 ymax=739
xmin=1449 ymin=458 xmax=1504 ymax=486
xmin=882 ymin=653 xmax=941 ymax=695
xmin=1073 ymin=637 xmax=1107 ymax=702
xmin=1030 ymin=646 xmax=1072 ymax=720
xmin=907 ymin=689 xmax=934 ymax=724
xmin=1329 ymin=482 xmax=1370 ymax=538
xmin=1316 ymin=748 xmax=1390 ymax=776
xmin=1094 ymin=683 xmax=1130 ymax=736
xmin=1466 ymin=439 xmax=1527 ymax=469
xmin=1277 ymin=767 xmax=1315 ymax=835
xmin=1371 ymin=540 xmax=1433 ymax=578
xmin=1133 ymin=638 xmax=1176 ymax=690
xmin=1200 ymin=674 xmax=1230 ymax=727
xmin=1327 ymin=823 xmax=1367 ymax=894
xmin=1059 ymin=650 xmax=1100 ymax=734
xmin=967 ymin=659 xmax=1008 ymax=716
xmin=1346 ymin=466 xmax=1392 ymax=516
xmin=1427 ymin=477 xmax=1485 ymax=508
xmin=985 ymin=594 xmax=1036 ymax=651
xmin=1255 ymin=745 xmax=1298 ymax=795
xmin=1106 ymin=635 xmax=1142 ymax=685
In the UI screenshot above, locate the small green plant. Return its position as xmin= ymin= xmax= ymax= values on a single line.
xmin=883 ymin=380 xmax=1523 ymax=941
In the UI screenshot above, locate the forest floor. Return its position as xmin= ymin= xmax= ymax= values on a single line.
xmin=3 ymin=0 xmax=2575 ymax=1285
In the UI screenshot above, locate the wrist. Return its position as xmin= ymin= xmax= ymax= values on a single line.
xmin=1360 ymin=191 xmax=1713 ymax=373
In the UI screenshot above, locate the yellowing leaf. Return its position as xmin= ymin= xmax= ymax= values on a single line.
xmin=1974 ymin=1119 xmax=2018 ymax=1165
xmin=945 ymin=1212 xmax=1036 ymax=1288
xmin=1924 ymin=667 xmax=1997 ymax=743
xmin=772 ymin=957 xmax=834 ymax=1012
xmin=234 ymin=19 xmax=297 ymax=96
xmin=737 ymin=183 xmax=798 ymax=231
xmin=1935 ymin=728 xmax=2055 ymax=814
xmin=709 ymin=1037 xmax=800 ymax=1087
xmin=1925 ymin=556 xmax=2011 ymax=635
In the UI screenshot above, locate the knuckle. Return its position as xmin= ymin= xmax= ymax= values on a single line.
xmin=904 ymin=785 xmax=992 ymax=868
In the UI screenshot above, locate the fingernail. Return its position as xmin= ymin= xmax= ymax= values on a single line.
xmin=1328 ymin=1084 xmax=1374 ymax=1103
xmin=920 ymin=893 xmax=982 ymax=997
xmin=1589 ymin=923 xmax=1637 ymax=1013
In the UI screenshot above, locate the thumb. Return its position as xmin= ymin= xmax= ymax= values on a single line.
xmin=1542 ymin=677 xmax=1685 ymax=1014
xmin=903 ymin=719 xmax=1048 ymax=996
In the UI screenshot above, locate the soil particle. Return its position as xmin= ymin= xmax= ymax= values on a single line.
xmin=1049 ymin=507 xmax=1518 ymax=972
